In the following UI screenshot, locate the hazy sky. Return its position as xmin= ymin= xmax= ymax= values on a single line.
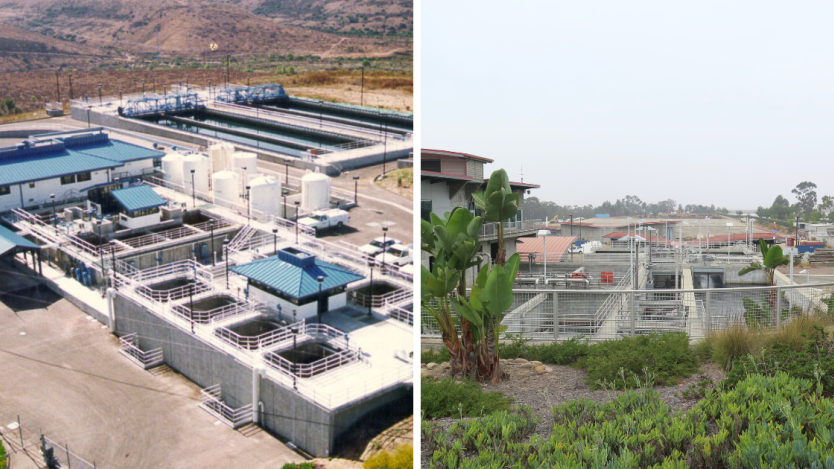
xmin=422 ymin=1 xmax=834 ymax=210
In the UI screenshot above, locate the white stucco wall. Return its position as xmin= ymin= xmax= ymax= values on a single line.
xmin=249 ymin=286 xmax=347 ymax=322
xmin=0 ymin=170 xmax=111 ymax=212
xmin=119 ymin=211 xmax=161 ymax=230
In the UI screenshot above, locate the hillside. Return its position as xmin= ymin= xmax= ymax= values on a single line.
xmin=0 ymin=24 xmax=112 ymax=73
xmin=0 ymin=0 xmax=411 ymax=61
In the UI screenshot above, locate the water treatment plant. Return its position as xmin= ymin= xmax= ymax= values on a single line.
xmin=0 ymin=125 xmax=413 ymax=460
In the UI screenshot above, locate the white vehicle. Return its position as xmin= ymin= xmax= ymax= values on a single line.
xmin=399 ymin=263 xmax=414 ymax=275
xmin=297 ymin=209 xmax=350 ymax=234
xmin=374 ymin=243 xmax=413 ymax=267
xmin=359 ymin=236 xmax=401 ymax=258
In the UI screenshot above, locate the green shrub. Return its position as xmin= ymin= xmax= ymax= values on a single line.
xmin=363 ymin=444 xmax=412 ymax=469
xmin=421 ymin=346 xmax=451 ymax=364
xmin=501 ymin=335 xmax=591 ymax=365
xmin=726 ymin=324 xmax=834 ymax=394
xmin=707 ymin=324 xmax=764 ymax=371
xmin=426 ymin=373 xmax=834 ymax=468
xmin=281 ymin=463 xmax=314 ymax=469
xmin=421 ymin=377 xmax=513 ymax=419
xmin=577 ymin=332 xmax=697 ymax=389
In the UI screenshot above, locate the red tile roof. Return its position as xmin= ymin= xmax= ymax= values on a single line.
xmin=421 ymin=149 xmax=494 ymax=163
xmin=516 ymin=236 xmax=577 ymax=262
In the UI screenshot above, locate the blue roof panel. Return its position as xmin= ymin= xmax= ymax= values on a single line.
xmin=0 ymin=224 xmax=39 ymax=256
xmin=112 ymin=185 xmax=167 ymax=212
xmin=231 ymin=252 xmax=365 ymax=299
xmin=72 ymin=140 xmax=165 ymax=163
xmin=0 ymin=149 xmax=123 ymax=186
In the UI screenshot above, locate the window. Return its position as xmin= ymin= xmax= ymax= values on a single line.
xmin=28 ymin=182 xmax=35 ymax=189
xmin=60 ymin=174 xmax=76 ymax=185
xmin=423 ymin=159 xmax=441 ymax=172
xmin=0 ymin=186 xmax=9 ymax=196
xmin=421 ymin=200 xmax=432 ymax=222
xmin=76 ymin=172 xmax=92 ymax=182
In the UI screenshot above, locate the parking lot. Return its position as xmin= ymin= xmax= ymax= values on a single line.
xmin=0 ymin=262 xmax=303 ymax=469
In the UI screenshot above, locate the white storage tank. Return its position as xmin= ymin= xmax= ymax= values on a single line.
xmin=212 ymin=171 xmax=239 ymax=208
xmin=249 ymin=175 xmax=282 ymax=217
xmin=209 ymin=143 xmax=228 ymax=173
xmin=161 ymin=153 xmax=184 ymax=185
xmin=231 ymin=152 xmax=258 ymax=187
xmin=301 ymin=170 xmax=331 ymax=211
xmin=182 ymin=153 xmax=210 ymax=195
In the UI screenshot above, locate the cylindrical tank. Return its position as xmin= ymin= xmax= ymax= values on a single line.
xmin=212 ymin=171 xmax=239 ymax=208
xmin=249 ymin=175 xmax=282 ymax=217
xmin=161 ymin=153 xmax=183 ymax=185
xmin=182 ymin=153 xmax=210 ymax=195
xmin=301 ymin=170 xmax=331 ymax=211
xmin=209 ymin=143 xmax=227 ymax=173
xmin=231 ymin=152 xmax=258 ymax=187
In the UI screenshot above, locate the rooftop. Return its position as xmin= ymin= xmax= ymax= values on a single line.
xmin=0 ymin=130 xmax=164 ymax=186
xmin=231 ymin=248 xmax=365 ymax=299
xmin=516 ymin=235 xmax=577 ymax=262
xmin=421 ymin=149 xmax=493 ymax=163
xmin=0 ymin=224 xmax=39 ymax=256
xmin=112 ymin=185 xmax=168 ymax=213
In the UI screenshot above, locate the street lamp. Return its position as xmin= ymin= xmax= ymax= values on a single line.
xmin=224 ymin=238 xmax=230 ymax=288
xmin=317 ymin=275 xmax=324 ymax=324
xmin=50 ymin=194 xmax=56 ymax=227
xmin=381 ymin=226 xmax=389 ymax=266
xmin=97 ymin=84 xmax=102 ymax=106
xmin=209 ymin=220 xmax=216 ymax=266
xmin=163 ymin=82 xmax=167 ymax=97
xmin=272 ymin=228 xmax=278 ymax=254
xmin=294 ymin=201 xmax=300 ymax=243
xmin=676 ymin=222 xmax=689 ymax=291
xmin=353 ymin=176 xmax=360 ymax=204
xmin=110 ymin=241 xmax=118 ymax=290
xmin=705 ymin=216 xmax=710 ymax=257
xmin=142 ymin=79 xmax=145 ymax=94
xmin=282 ymin=191 xmax=287 ymax=219
xmin=367 ymin=260 xmax=374 ymax=316
xmin=537 ymin=229 xmax=551 ymax=278
xmin=726 ymin=222 xmax=733 ymax=262
xmin=189 ymin=283 xmax=195 ymax=334
xmin=190 ymin=169 xmax=196 ymax=207
xmin=245 ymin=185 xmax=251 ymax=224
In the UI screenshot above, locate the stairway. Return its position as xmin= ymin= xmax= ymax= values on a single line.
xmin=227 ymin=225 xmax=258 ymax=252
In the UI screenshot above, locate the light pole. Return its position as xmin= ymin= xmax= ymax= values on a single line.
xmin=152 ymin=75 xmax=156 ymax=93
xmin=245 ymin=185 xmax=252 ymax=224
xmin=627 ymin=217 xmax=633 ymax=276
xmin=381 ymin=226 xmax=388 ymax=266
xmin=726 ymin=222 xmax=733 ymax=262
xmin=676 ymin=222 xmax=689 ymax=291
xmin=163 ymin=82 xmax=167 ymax=97
xmin=353 ymin=176 xmax=359 ymax=204
xmin=367 ymin=260 xmax=374 ymax=316
xmin=190 ymin=169 xmax=196 ymax=207
xmin=110 ymin=242 xmax=117 ymax=290
xmin=317 ymin=275 xmax=324 ymax=324
xmin=282 ymin=191 xmax=287 ymax=219
xmin=50 ymin=194 xmax=56 ymax=227
xmin=97 ymin=84 xmax=102 ymax=106
xmin=272 ymin=228 xmax=278 ymax=254
xmin=142 ymin=79 xmax=145 ymax=94
xmin=224 ymin=239 xmax=230 ymax=288
xmin=209 ymin=220 xmax=216 ymax=266
xmin=537 ymin=229 xmax=551 ymax=279
xmin=705 ymin=216 xmax=710 ymax=257
xmin=294 ymin=201 xmax=300 ymax=243
xmin=189 ymin=283 xmax=195 ymax=334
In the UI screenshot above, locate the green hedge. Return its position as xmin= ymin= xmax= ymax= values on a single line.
xmin=425 ymin=373 xmax=834 ymax=468
xmin=421 ymin=377 xmax=513 ymax=419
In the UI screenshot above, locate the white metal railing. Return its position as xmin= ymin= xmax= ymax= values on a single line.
xmin=349 ymin=284 xmax=412 ymax=309
xmin=480 ymin=219 xmax=543 ymax=238
xmin=387 ymin=306 xmax=413 ymax=326
xmin=118 ymin=333 xmax=164 ymax=369
xmin=215 ymin=318 xmax=303 ymax=351
xmin=199 ymin=384 xmax=253 ymax=429
xmin=264 ymin=345 xmax=361 ymax=379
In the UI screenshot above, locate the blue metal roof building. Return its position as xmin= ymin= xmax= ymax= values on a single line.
xmin=111 ymin=185 xmax=168 ymax=214
xmin=0 ymin=129 xmax=165 ymax=187
xmin=0 ymin=224 xmax=39 ymax=257
xmin=231 ymin=248 xmax=364 ymax=303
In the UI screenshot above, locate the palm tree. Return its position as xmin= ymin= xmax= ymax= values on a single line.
xmin=738 ymin=238 xmax=790 ymax=287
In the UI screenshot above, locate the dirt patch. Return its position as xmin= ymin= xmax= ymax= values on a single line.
xmin=375 ymin=169 xmax=413 ymax=200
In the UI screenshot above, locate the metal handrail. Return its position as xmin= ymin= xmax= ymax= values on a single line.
xmin=199 ymin=384 xmax=253 ymax=429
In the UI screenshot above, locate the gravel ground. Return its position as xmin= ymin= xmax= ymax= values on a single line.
xmin=420 ymin=360 xmax=727 ymax=467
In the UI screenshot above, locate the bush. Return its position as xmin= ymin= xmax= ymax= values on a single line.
xmin=363 ymin=445 xmax=412 ymax=469
xmin=426 ymin=373 xmax=834 ymax=468
xmin=726 ymin=324 xmax=834 ymax=394
xmin=500 ymin=335 xmax=590 ymax=365
xmin=421 ymin=346 xmax=451 ymax=364
xmin=706 ymin=324 xmax=764 ymax=371
xmin=577 ymin=332 xmax=697 ymax=389
xmin=421 ymin=377 xmax=513 ymax=419
xmin=281 ymin=463 xmax=314 ymax=469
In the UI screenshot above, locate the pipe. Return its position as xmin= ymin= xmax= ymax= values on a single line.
xmin=252 ymin=367 xmax=263 ymax=424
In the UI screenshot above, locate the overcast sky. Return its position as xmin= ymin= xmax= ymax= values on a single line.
xmin=422 ymin=1 xmax=834 ymax=210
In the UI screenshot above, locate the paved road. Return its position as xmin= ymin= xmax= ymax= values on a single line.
xmin=0 ymin=262 xmax=302 ymax=469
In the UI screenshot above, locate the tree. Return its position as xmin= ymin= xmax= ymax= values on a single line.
xmin=792 ymin=181 xmax=817 ymax=215
xmin=819 ymin=195 xmax=834 ymax=214
xmin=738 ymin=239 xmax=791 ymax=325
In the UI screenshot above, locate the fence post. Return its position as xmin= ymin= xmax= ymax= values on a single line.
xmin=629 ymin=291 xmax=636 ymax=336
xmin=775 ymin=286 xmax=782 ymax=330
xmin=704 ymin=289 xmax=711 ymax=336
xmin=553 ymin=292 xmax=559 ymax=341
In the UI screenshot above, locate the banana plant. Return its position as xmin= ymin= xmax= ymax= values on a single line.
xmin=738 ymin=238 xmax=790 ymax=286
xmin=452 ymin=253 xmax=520 ymax=382
xmin=420 ymin=207 xmax=484 ymax=375
xmin=472 ymin=169 xmax=519 ymax=267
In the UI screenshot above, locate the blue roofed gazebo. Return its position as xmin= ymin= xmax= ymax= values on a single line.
xmin=111 ymin=185 xmax=168 ymax=229
xmin=0 ymin=224 xmax=42 ymax=275
xmin=231 ymin=247 xmax=365 ymax=321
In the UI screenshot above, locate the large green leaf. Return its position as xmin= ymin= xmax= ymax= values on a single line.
xmin=738 ymin=262 xmax=763 ymax=277
xmin=759 ymin=238 xmax=769 ymax=258
xmin=452 ymin=297 xmax=484 ymax=326
xmin=479 ymin=264 xmax=514 ymax=316
xmin=764 ymin=245 xmax=789 ymax=269
xmin=505 ymin=253 xmax=520 ymax=282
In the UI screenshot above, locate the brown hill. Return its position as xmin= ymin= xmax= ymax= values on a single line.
xmin=0 ymin=23 xmax=112 ymax=73
xmin=0 ymin=0 xmax=410 ymax=59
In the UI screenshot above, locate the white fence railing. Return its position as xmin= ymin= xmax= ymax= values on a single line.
xmin=199 ymin=384 xmax=253 ymax=429
xmin=118 ymin=333 xmax=164 ymax=369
